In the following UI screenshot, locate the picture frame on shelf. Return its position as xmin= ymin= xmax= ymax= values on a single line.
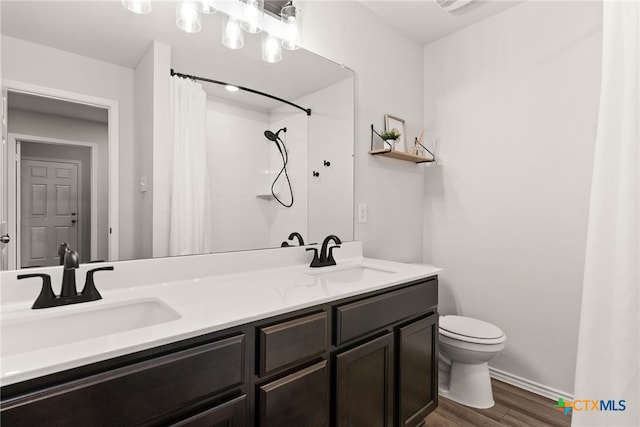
xmin=384 ymin=114 xmax=407 ymax=152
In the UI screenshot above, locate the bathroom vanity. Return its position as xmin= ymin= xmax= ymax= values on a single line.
xmin=0 ymin=243 xmax=440 ymax=427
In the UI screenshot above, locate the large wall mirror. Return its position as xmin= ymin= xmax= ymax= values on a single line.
xmin=0 ymin=1 xmax=355 ymax=270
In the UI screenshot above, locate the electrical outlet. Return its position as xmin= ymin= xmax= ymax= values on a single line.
xmin=358 ymin=203 xmax=368 ymax=224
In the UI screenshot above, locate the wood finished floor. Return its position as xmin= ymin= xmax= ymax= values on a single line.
xmin=424 ymin=379 xmax=572 ymax=427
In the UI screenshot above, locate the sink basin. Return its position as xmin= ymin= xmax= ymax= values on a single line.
xmin=1 ymin=299 xmax=181 ymax=357
xmin=306 ymin=265 xmax=398 ymax=283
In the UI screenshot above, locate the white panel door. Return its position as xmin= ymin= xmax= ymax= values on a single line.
xmin=20 ymin=159 xmax=79 ymax=267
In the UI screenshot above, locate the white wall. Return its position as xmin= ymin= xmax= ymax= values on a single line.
xmin=134 ymin=41 xmax=172 ymax=259
xmin=300 ymin=1 xmax=425 ymax=262
xmin=151 ymin=44 xmax=172 ymax=258
xmin=134 ymin=44 xmax=155 ymax=259
xmin=1 ymin=36 xmax=137 ymax=260
xmin=205 ymin=98 xmax=273 ymax=251
xmin=423 ymin=1 xmax=602 ymax=395
xmin=304 ymin=77 xmax=354 ymax=245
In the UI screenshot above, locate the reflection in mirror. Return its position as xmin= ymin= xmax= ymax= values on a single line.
xmin=0 ymin=1 xmax=354 ymax=270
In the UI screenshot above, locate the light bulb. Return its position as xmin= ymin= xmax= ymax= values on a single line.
xmin=122 ymin=0 xmax=151 ymax=14
xmin=240 ymin=0 xmax=263 ymax=34
xmin=176 ymin=0 xmax=201 ymax=33
xmin=222 ymin=16 xmax=244 ymax=49
xmin=281 ymin=4 xmax=301 ymax=50
xmin=262 ymin=33 xmax=282 ymax=63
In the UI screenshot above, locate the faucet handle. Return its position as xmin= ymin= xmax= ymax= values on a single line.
xmin=81 ymin=266 xmax=114 ymax=301
xmin=326 ymin=245 xmax=341 ymax=266
xmin=18 ymin=273 xmax=56 ymax=309
xmin=306 ymin=247 xmax=321 ymax=268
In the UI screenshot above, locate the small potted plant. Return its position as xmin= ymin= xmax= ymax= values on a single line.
xmin=380 ymin=128 xmax=402 ymax=151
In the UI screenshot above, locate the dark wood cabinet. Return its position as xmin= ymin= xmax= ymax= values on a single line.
xmin=334 ymin=282 xmax=437 ymax=345
xmin=397 ymin=314 xmax=438 ymax=427
xmin=1 ymin=276 xmax=438 ymax=427
xmin=0 ymin=335 xmax=245 ymax=427
xmin=257 ymin=360 xmax=328 ymax=427
xmin=335 ymin=333 xmax=395 ymax=427
xmin=170 ymin=394 xmax=247 ymax=427
xmin=258 ymin=311 xmax=327 ymax=377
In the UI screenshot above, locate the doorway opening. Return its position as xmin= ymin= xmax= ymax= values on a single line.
xmin=3 ymin=82 xmax=119 ymax=270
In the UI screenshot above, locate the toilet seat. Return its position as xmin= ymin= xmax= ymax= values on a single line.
xmin=439 ymin=315 xmax=506 ymax=345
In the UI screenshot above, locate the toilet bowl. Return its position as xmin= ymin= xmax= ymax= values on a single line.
xmin=438 ymin=315 xmax=506 ymax=409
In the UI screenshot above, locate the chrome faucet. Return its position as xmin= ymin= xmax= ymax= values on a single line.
xmin=307 ymin=235 xmax=342 ymax=268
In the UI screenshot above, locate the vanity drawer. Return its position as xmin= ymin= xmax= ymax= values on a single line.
xmin=1 ymin=334 xmax=245 ymax=427
xmin=258 ymin=312 xmax=327 ymax=376
xmin=258 ymin=360 xmax=328 ymax=427
xmin=334 ymin=279 xmax=437 ymax=345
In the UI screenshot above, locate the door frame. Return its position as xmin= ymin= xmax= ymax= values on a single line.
xmin=4 ymin=80 xmax=119 ymax=267
xmin=16 ymin=143 xmax=90 ymax=267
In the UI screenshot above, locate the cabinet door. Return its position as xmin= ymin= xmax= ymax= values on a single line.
xmin=335 ymin=333 xmax=394 ymax=427
xmin=397 ymin=314 xmax=438 ymax=427
xmin=258 ymin=360 xmax=328 ymax=427
xmin=170 ymin=395 xmax=246 ymax=427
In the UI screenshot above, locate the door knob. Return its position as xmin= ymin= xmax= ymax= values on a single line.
xmin=0 ymin=234 xmax=9 ymax=244
xmin=71 ymin=219 xmax=77 ymax=225
xmin=71 ymin=212 xmax=77 ymax=216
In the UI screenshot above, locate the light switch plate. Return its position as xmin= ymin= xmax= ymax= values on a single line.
xmin=358 ymin=203 xmax=367 ymax=224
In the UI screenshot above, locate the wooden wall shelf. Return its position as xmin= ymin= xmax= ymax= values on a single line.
xmin=369 ymin=124 xmax=435 ymax=164
xmin=368 ymin=149 xmax=434 ymax=164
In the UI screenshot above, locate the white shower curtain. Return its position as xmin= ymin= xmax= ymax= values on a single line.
xmin=169 ymin=76 xmax=210 ymax=256
xmin=573 ymin=2 xmax=639 ymax=426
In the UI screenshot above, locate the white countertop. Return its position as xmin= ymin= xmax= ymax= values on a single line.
xmin=0 ymin=245 xmax=440 ymax=387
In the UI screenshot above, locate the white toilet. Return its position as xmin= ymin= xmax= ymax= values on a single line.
xmin=438 ymin=315 xmax=506 ymax=409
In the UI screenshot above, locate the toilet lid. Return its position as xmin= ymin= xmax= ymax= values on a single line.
xmin=439 ymin=315 xmax=504 ymax=340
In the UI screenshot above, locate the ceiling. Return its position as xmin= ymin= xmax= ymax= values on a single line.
xmin=359 ymin=0 xmax=523 ymax=44
xmin=0 ymin=1 xmax=352 ymax=112
xmin=0 ymin=0 xmax=521 ymax=113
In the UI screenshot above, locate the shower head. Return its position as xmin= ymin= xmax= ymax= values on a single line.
xmin=264 ymin=127 xmax=287 ymax=142
xmin=264 ymin=130 xmax=277 ymax=142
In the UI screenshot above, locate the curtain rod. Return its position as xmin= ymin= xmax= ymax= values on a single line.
xmin=170 ymin=69 xmax=312 ymax=116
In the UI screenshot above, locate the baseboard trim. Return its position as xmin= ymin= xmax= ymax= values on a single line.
xmin=489 ymin=367 xmax=574 ymax=401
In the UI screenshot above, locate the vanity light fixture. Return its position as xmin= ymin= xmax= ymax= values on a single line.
xmin=196 ymin=0 xmax=218 ymax=14
xmin=240 ymin=0 xmax=264 ymax=33
xmin=177 ymin=0 xmax=202 ymax=33
xmin=121 ymin=0 xmax=151 ymax=14
xmin=222 ymin=15 xmax=245 ymax=49
xmin=225 ymin=85 xmax=240 ymax=92
xmin=280 ymin=2 xmax=301 ymax=50
xmin=261 ymin=32 xmax=282 ymax=63
xmin=123 ymin=0 xmax=302 ymax=63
